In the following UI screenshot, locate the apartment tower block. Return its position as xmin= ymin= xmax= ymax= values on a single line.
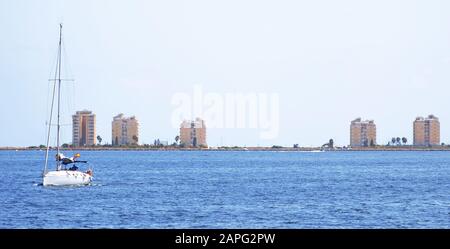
xmin=350 ymin=118 xmax=376 ymax=147
xmin=413 ymin=115 xmax=440 ymax=146
xmin=72 ymin=110 xmax=96 ymax=146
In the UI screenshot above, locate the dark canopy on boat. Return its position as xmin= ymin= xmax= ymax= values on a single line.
xmin=56 ymin=153 xmax=88 ymax=165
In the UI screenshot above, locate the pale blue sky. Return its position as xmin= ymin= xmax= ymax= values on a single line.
xmin=1 ymin=0 xmax=449 ymax=147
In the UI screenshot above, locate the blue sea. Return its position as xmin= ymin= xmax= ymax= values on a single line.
xmin=0 ymin=150 xmax=449 ymax=228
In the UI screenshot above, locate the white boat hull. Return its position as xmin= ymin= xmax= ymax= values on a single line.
xmin=43 ymin=170 xmax=92 ymax=186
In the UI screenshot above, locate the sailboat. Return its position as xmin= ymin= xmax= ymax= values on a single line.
xmin=42 ymin=24 xmax=93 ymax=186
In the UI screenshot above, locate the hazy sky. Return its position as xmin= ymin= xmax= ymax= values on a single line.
xmin=1 ymin=0 xmax=450 ymax=147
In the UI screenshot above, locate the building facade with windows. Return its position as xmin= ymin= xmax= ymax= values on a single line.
xmin=350 ymin=118 xmax=376 ymax=147
xmin=112 ymin=113 xmax=139 ymax=146
xmin=413 ymin=115 xmax=440 ymax=146
xmin=72 ymin=110 xmax=96 ymax=146
xmin=180 ymin=118 xmax=207 ymax=147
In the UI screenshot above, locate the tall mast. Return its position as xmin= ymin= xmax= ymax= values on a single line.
xmin=44 ymin=24 xmax=63 ymax=175
xmin=56 ymin=23 xmax=62 ymax=170
xmin=43 ymin=59 xmax=58 ymax=175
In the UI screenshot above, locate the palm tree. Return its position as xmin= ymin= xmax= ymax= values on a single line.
xmin=396 ymin=137 xmax=401 ymax=145
xmin=175 ymin=135 xmax=180 ymax=145
xmin=97 ymin=135 xmax=102 ymax=145
xmin=402 ymin=137 xmax=407 ymax=145
xmin=391 ymin=137 xmax=396 ymax=145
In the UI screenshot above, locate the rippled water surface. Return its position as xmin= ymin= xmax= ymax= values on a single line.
xmin=0 ymin=150 xmax=449 ymax=228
